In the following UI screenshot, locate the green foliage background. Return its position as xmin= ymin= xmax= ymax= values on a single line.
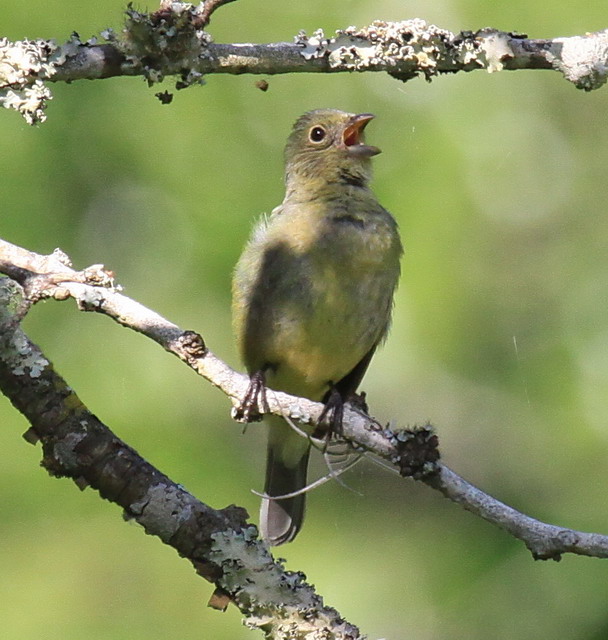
xmin=2 ymin=1 xmax=608 ymax=638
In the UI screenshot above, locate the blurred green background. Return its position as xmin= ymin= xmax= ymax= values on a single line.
xmin=2 ymin=1 xmax=608 ymax=638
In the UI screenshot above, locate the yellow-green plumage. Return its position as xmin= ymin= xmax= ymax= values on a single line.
xmin=232 ymin=109 xmax=402 ymax=545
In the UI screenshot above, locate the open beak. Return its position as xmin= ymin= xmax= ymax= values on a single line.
xmin=342 ymin=113 xmax=381 ymax=157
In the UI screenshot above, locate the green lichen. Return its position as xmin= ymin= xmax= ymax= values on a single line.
xmin=210 ymin=529 xmax=361 ymax=639
xmin=117 ymin=2 xmax=212 ymax=88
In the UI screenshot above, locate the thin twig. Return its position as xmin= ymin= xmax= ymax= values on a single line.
xmin=194 ymin=0 xmax=238 ymax=27
xmin=251 ymin=452 xmax=365 ymax=500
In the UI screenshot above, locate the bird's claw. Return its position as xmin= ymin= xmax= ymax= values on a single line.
xmin=233 ymin=370 xmax=269 ymax=423
xmin=315 ymin=386 xmax=345 ymax=440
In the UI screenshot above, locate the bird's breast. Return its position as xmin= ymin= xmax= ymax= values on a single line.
xmin=233 ymin=197 xmax=401 ymax=400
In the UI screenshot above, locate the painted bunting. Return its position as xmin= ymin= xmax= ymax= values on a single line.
xmin=232 ymin=109 xmax=403 ymax=545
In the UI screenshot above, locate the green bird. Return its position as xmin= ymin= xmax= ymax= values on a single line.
xmin=232 ymin=109 xmax=403 ymax=545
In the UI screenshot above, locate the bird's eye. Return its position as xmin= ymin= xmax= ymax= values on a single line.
xmin=309 ymin=126 xmax=326 ymax=143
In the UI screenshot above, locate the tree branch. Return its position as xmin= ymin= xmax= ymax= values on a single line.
xmin=2 ymin=2 xmax=608 ymax=123
xmin=0 ymin=274 xmax=364 ymax=640
xmin=2 ymin=236 xmax=608 ymax=565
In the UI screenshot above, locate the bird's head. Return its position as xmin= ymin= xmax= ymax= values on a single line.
xmin=284 ymin=109 xmax=380 ymax=198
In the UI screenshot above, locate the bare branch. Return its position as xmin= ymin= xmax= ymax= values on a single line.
xmin=2 ymin=237 xmax=608 ymax=563
xmin=2 ymin=3 xmax=608 ymax=123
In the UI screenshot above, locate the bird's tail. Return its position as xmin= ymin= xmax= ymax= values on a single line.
xmin=260 ymin=439 xmax=310 ymax=546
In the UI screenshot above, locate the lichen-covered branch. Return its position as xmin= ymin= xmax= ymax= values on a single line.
xmin=2 ymin=236 xmax=608 ymax=564
xmin=1 ymin=1 xmax=608 ymax=123
xmin=0 ymin=276 xmax=364 ymax=640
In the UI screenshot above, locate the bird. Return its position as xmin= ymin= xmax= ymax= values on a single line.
xmin=232 ymin=108 xmax=403 ymax=545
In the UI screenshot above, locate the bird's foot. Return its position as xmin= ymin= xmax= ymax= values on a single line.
xmin=233 ymin=369 xmax=268 ymax=423
xmin=315 ymin=386 xmax=345 ymax=441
